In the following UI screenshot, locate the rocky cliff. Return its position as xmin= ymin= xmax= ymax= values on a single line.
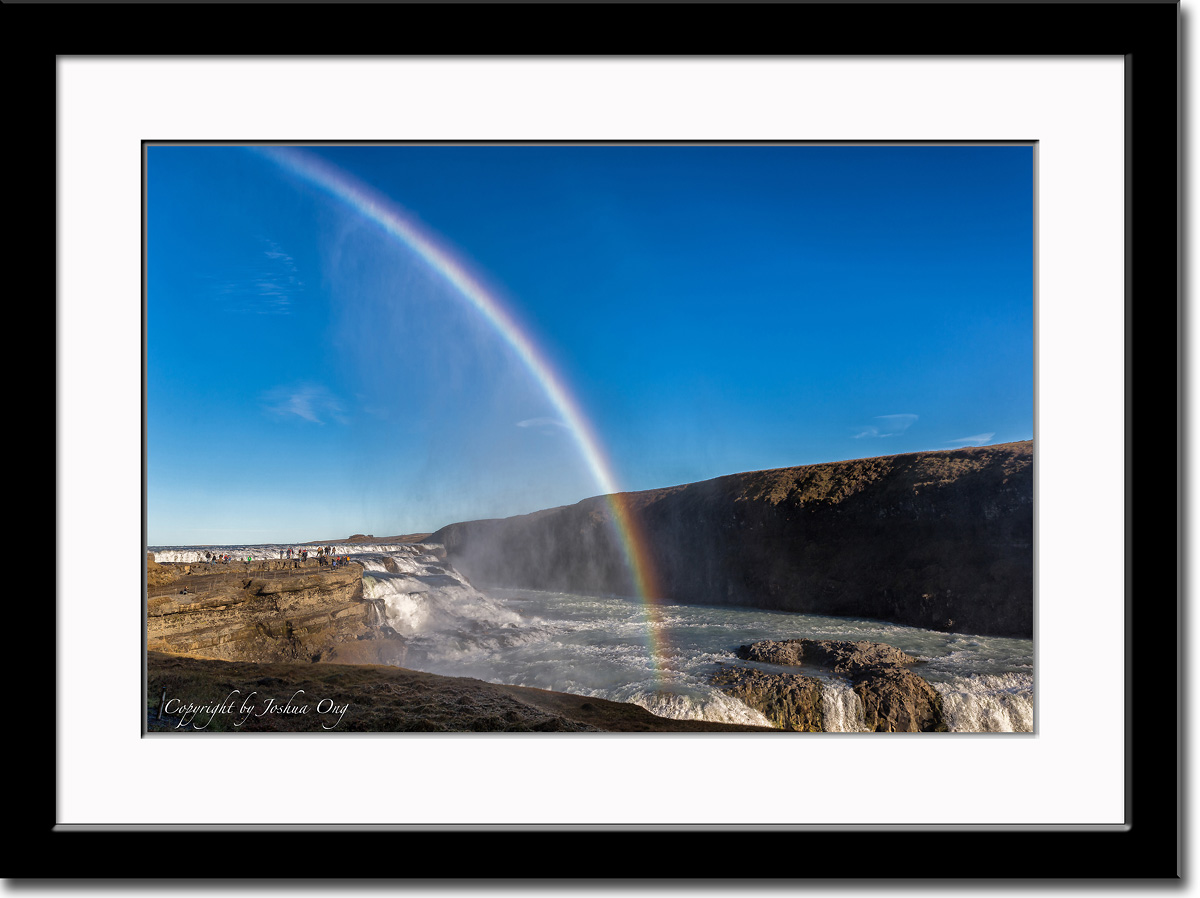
xmin=146 ymin=557 xmax=406 ymax=666
xmin=432 ymin=441 xmax=1033 ymax=637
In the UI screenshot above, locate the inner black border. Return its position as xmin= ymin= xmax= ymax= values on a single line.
xmin=44 ymin=0 xmax=1180 ymax=883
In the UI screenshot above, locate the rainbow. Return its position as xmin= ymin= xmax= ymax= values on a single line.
xmin=256 ymin=147 xmax=671 ymax=681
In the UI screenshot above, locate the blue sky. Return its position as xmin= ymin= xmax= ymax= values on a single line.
xmin=146 ymin=144 xmax=1033 ymax=546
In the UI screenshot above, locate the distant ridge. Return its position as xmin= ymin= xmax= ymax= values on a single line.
xmin=432 ymin=442 xmax=1033 ymax=637
xmin=305 ymin=534 xmax=433 ymax=545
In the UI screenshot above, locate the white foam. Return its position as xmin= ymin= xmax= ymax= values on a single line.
xmin=935 ymin=674 xmax=1035 ymax=733
xmin=821 ymin=679 xmax=871 ymax=733
xmin=150 ymin=543 xmax=417 ymax=563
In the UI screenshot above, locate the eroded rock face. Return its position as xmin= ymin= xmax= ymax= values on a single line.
xmin=146 ymin=558 xmax=395 ymax=664
xmin=710 ymin=667 xmax=825 ymax=732
xmin=715 ymin=638 xmax=947 ymax=732
xmin=854 ymin=667 xmax=947 ymax=733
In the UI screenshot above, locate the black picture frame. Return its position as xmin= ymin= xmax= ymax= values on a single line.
xmin=43 ymin=0 xmax=1179 ymax=884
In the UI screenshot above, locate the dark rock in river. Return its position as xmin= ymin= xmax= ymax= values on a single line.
xmin=716 ymin=638 xmax=948 ymax=733
xmin=710 ymin=667 xmax=825 ymax=732
xmin=737 ymin=638 xmax=921 ymax=672
xmin=432 ymin=442 xmax=1033 ymax=637
xmin=853 ymin=667 xmax=948 ymax=733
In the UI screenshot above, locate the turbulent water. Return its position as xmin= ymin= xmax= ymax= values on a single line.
xmin=150 ymin=543 xmax=1034 ymax=733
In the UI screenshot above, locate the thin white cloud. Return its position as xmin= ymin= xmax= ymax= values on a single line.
xmin=516 ymin=417 xmax=569 ymax=434
xmin=206 ymin=238 xmax=304 ymax=314
xmin=263 ymin=239 xmax=299 ymax=272
xmin=853 ymin=413 xmax=918 ymax=439
xmin=264 ymin=384 xmax=345 ymax=425
xmin=946 ymin=432 xmax=996 ymax=446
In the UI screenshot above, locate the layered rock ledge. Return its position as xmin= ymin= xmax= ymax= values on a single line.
xmin=146 ymin=555 xmax=406 ymax=666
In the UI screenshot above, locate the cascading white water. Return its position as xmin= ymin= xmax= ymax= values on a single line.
xmin=151 ymin=543 xmax=419 ymax=563
xmin=820 ymin=678 xmax=871 ymax=733
xmin=934 ymin=673 xmax=1035 ymax=733
xmin=359 ymin=554 xmax=523 ymax=638
xmin=364 ymin=600 xmax=389 ymax=629
xmin=633 ymin=688 xmax=775 ymax=728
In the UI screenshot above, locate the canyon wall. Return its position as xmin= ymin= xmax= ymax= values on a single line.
xmin=432 ymin=441 xmax=1033 ymax=637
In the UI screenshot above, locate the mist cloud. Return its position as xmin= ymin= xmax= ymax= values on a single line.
xmin=946 ymin=432 xmax=996 ymax=446
xmin=264 ymin=384 xmax=346 ymax=425
xmin=853 ymin=413 xmax=918 ymax=439
xmin=206 ymin=237 xmax=304 ymax=314
xmin=516 ymin=417 xmax=569 ymax=434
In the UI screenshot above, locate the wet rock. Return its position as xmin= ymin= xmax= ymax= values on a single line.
xmin=736 ymin=638 xmax=921 ymax=672
xmin=709 ymin=666 xmax=824 ymax=732
xmin=853 ymin=667 xmax=947 ymax=733
xmin=722 ymin=638 xmax=947 ymax=732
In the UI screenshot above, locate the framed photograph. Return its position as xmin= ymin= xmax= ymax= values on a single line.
xmin=50 ymin=1 xmax=1177 ymax=884
xmin=142 ymin=139 xmax=1037 ymax=739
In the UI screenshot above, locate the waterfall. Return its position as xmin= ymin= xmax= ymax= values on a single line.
xmin=365 ymin=599 xmax=389 ymax=629
xmin=935 ymin=673 xmax=1034 ymax=733
xmin=821 ymin=679 xmax=870 ymax=732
